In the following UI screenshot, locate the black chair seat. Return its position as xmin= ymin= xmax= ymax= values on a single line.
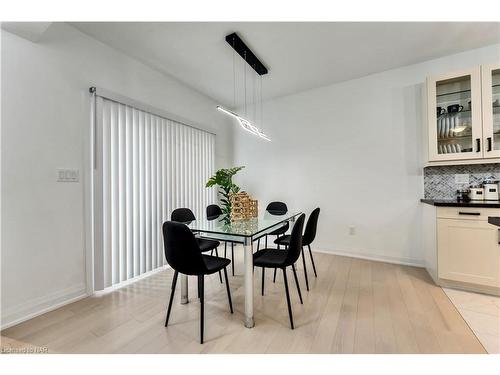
xmin=274 ymin=234 xmax=291 ymax=246
xmin=253 ymin=214 xmax=306 ymax=330
xmin=197 ymin=238 xmax=220 ymax=252
xmin=269 ymin=221 xmax=289 ymax=236
xmin=163 ymin=220 xmax=233 ymax=344
xmin=202 ymin=254 xmax=231 ymax=274
xmin=253 ymin=249 xmax=289 ymax=267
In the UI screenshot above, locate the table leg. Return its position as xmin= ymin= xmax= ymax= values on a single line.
xmin=244 ymin=237 xmax=255 ymax=328
xmin=180 ymin=274 xmax=188 ymax=304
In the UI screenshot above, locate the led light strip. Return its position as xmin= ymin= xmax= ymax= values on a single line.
xmin=217 ymin=106 xmax=271 ymax=141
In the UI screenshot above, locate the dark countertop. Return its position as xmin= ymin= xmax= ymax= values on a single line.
xmin=421 ymin=199 xmax=500 ymax=208
xmin=488 ymin=217 xmax=500 ymax=226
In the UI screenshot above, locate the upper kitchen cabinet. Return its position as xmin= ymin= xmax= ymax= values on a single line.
xmin=481 ymin=64 xmax=500 ymax=159
xmin=427 ymin=67 xmax=483 ymax=163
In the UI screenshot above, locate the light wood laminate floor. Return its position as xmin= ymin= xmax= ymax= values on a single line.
xmin=0 ymin=251 xmax=486 ymax=353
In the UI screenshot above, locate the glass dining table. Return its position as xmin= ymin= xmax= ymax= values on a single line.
xmin=183 ymin=211 xmax=302 ymax=328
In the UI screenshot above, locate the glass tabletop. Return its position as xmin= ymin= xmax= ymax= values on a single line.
xmin=186 ymin=211 xmax=302 ymax=242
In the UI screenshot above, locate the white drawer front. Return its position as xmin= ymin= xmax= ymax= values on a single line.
xmin=437 ymin=207 xmax=500 ymax=221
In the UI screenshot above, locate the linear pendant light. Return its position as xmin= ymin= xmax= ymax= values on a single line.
xmin=217 ymin=32 xmax=271 ymax=142
xmin=217 ymin=106 xmax=270 ymax=141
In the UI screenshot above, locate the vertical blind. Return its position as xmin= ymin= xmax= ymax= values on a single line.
xmin=93 ymin=95 xmax=216 ymax=290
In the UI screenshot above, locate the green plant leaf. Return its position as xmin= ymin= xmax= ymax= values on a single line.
xmin=205 ymin=166 xmax=245 ymax=223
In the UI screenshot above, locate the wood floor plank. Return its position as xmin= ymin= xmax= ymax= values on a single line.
xmin=371 ymin=260 xmax=398 ymax=353
xmin=353 ymin=259 xmax=375 ymax=353
xmin=395 ymin=265 xmax=444 ymax=353
xmin=407 ymin=267 xmax=485 ymax=354
xmin=309 ymin=256 xmax=351 ymax=353
xmin=385 ymin=263 xmax=420 ymax=353
xmin=0 ymin=252 xmax=486 ymax=354
xmin=331 ymin=258 xmax=361 ymax=353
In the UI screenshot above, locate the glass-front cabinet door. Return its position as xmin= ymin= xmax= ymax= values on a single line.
xmin=427 ymin=67 xmax=483 ymax=161
xmin=481 ymin=64 xmax=500 ymax=159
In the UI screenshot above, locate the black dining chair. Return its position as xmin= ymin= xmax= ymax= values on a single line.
xmin=275 ymin=207 xmax=320 ymax=291
xmin=257 ymin=201 xmax=289 ymax=283
xmin=171 ymin=207 xmax=222 ymax=283
xmin=163 ymin=221 xmax=233 ymax=344
xmin=206 ymin=204 xmax=236 ymax=276
xmin=259 ymin=202 xmax=289 ymax=249
xmin=253 ymin=213 xmax=305 ymax=329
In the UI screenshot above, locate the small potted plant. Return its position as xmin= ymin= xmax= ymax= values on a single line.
xmin=206 ymin=166 xmax=245 ymax=224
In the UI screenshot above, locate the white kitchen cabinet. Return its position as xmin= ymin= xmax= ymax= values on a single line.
xmin=481 ymin=63 xmax=500 ymax=159
xmin=438 ymin=217 xmax=499 ymax=287
xmin=423 ymin=205 xmax=500 ymax=295
xmin=426 ymin=64 xmax=500 ymax=164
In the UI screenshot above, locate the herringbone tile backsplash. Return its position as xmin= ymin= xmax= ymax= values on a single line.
xmin=424 ymin=164 xmax=500 ymax=199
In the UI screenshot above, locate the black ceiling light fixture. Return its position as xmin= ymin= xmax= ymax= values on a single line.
xmin=216 ymin=32 xmax=271 ymax=141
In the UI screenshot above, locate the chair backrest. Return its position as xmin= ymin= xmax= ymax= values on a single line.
xmin=171 ymin=208 xmax=196 ymax=223
xmin=284 ymin=214 xmax=305 ymax=266
xmin=206 ymin=204 xmax=222 ymax=221
xmin=303 ymin=207 xmax=320 ymax=246
xmin=162 ymin=221 xmax=208 ymax=275
xmin=266 ymin=201 xmax=288 ymax=215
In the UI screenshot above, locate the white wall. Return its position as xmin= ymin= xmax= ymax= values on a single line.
xmin=1 ymin=23 xmax=233 ymax=328
xmin=233 ymin=43 xmax=500 ymax=266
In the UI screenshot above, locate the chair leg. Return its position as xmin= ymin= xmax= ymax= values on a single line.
xmin=199 ymin=275 xmax=204 ymax=344
xmin=261 ymin=267 xmax=265 ymax=296
xmin=291 ymin=264 xmax=303 ymax=304
xmin=165 ymin=271 xmax=178 ymax=327
xmin=301 ymin=246 xmax=310 ymax=291
xmin=223 ymin=267 xmax=233 ymax=313
xmin=308 ymin=244 xmax=318 ymax=277
xmin=282 ymin=268 xmax=294 ymax=329
xmin=198 ymin=275 xmax=201 ymax=299
xmin=231 ymin=242 xmax=235 ymax=276
xmin=215 ymin=248 xmax=222 ymax=284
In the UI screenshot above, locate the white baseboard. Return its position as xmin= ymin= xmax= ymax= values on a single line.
xmin=1 ymin=265 xmax=171 ymax=331
xmin=311 ymin=247 xmax=425 ymax=268
xmin=1 ymin=283 xmax=88 ymax=331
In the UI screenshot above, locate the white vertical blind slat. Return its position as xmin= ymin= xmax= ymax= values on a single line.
xmin=132 ymin=108 xmax=140 ymax=278
xmin=139 ymin=110 xmax=146 ymax=275
xmin=118 ymin=103 xmax=127 ymax=282
xmin=102 ymin=99 xmax=112 ymax=288
xmin=110 ymin=102 xmax=120 ymax=285
xmin=95 ymin=97 xmax=215 ymax=290
xmin=125 ymin=105 xmax=133 ymax=280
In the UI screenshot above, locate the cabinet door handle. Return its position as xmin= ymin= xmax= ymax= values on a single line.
xmin=476 ymin=138 xmax=481 ymax=152
xmin=458 ymin=211 xmax=480 ymax=216
xmin=487 ymin=137 xmax=492 ymax=152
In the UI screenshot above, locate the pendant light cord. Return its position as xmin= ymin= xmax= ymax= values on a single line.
xmin=260 ymin=75 xmax=263 ymax=132
xmin=244 ymin=51 xmax=247 ymax=118
xmin=253 ymin=65 xmax=256 ymax=124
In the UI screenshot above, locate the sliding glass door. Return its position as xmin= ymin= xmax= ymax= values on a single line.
xmin=93 ymin=96 xmax=215 ymax=290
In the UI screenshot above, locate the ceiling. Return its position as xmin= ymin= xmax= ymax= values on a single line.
xmin=70 ymin=22 xmax=500 ymax=107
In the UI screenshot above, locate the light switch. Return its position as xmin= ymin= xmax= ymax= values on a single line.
xmin=57 ymin=169 xmax=79 ymax=182
xmin=455 ymin=174 xmax=469 ymax=184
